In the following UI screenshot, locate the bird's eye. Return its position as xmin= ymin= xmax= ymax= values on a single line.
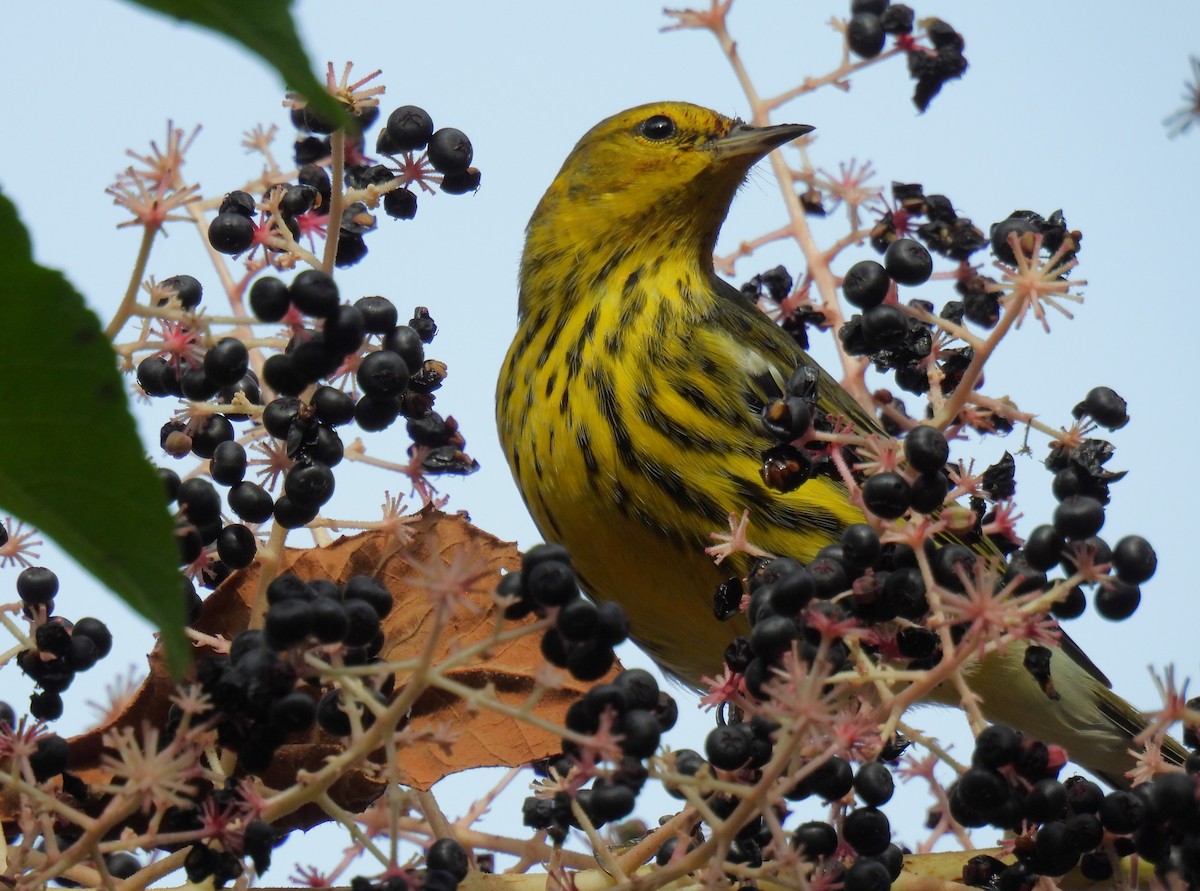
xmin=638 ymin=115 xmax=676 ymax=141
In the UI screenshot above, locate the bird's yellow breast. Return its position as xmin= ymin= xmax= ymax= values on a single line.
xmin=497 ymin=254 xmax=859 ymax=682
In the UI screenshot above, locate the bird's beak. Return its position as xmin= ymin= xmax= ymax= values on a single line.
xmin=712 ymin=121 xmax=815 ymax=161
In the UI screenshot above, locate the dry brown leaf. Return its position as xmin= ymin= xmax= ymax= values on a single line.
xmin=3 ymin=508 xmax=615 ymax=834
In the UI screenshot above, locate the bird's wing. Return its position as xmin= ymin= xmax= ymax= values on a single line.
xmin=712 ymin=275 xmax=1188 ymax=785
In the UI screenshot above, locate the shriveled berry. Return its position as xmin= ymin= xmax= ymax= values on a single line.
xmin=990 ymin=213 xmax=1039 ymax=265
xmin=409 ymin=308 xmax=438 ymax=343
xmin=383 ymin=188 xmax=418 ymax=220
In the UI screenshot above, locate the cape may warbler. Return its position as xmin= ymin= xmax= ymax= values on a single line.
xmin=496 ymin=102 xmax=1181 ymax=787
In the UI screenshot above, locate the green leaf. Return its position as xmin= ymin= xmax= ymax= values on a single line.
xmin=123 ymin=0 xmax=350 ymax=128
xmin=0 ymin=192 xmax=188 ymax=676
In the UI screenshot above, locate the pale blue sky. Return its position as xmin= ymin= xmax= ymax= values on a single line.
xmin=2 ymin=0 xmax=1199 ymax=877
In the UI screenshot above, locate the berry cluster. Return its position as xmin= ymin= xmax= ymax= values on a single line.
xmin=160 ymin=783 xmax=280 ymax=886
xmin=12 ymin=566 xmax=113 ymax=720
xmin=738 ymin=412 xmax=1158 ymax=697
xmin=843 ymin=1 xmax=967 ymax=111
xmin=498 ymin=544 xmax=630 ymax=682
xmin=523 ymin=668 xmax=677 ymax=840
xmin=348 ymin=837 xmax=470 ymax=891
xmin=135 ymin=284 xmax=476 ymax=586
xmin=950 ymin=726 xmax=1200 ymax=886
xmin=136 ymin=278 xmax=253 ymax=403
xmin=658 ymin=741 xmax=905 ymax=884
xmin=207 ymin=102 xmax=478 ymax=266
xmin=190 ymin=571 xmax=394 ymax=772
xmin=375 ymin=105 xmax=482 ymax=203
xmin=749 ymin=193 xmax=1136 ymax=619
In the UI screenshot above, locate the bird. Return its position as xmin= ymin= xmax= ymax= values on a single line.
xmin=495 ymin=101 xmax=1184 ymax=788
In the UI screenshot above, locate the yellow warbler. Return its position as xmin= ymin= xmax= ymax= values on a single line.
xmin=496 ymin=101 xmax=1182 ymax=787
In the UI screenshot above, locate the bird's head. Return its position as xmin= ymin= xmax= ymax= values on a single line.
xmin=524 ymin=102 xmax=813 ymax=265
